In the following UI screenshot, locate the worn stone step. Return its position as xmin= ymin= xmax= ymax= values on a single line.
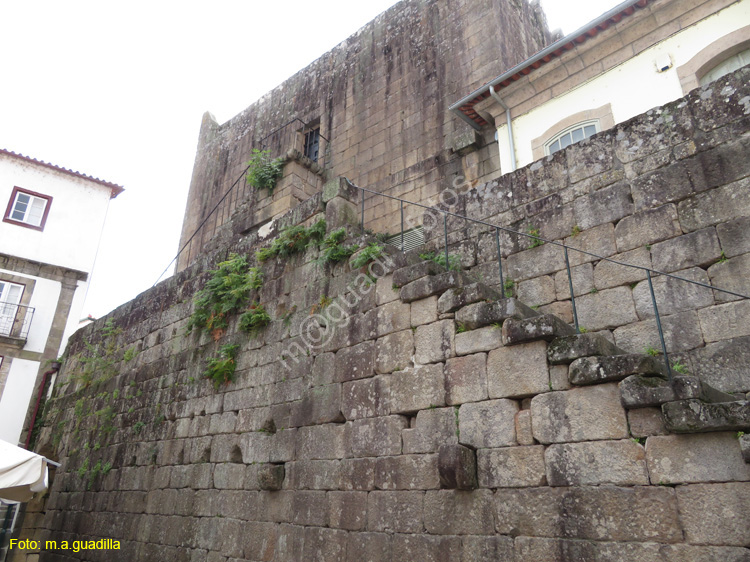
xmin=620 ymin=375 xmax=737 ymax=409
xmin=392 ymin=260 xmax=446 ymax=288
xmin=547 ymin=333 xmax=622 ymax=365
xmin=662 ymin=399 xmax=750 ymax=433
xmin=569 ymin=354 xmax=668 ymax=386
xmin=437 ymin=282 xmax=500 ymax=314
xmin=454 ymin=298 xmax=537 ymax=330
xmin=400 ymin=271 xmax=470 ymax=303
xmin=502 ymin=314 xmax=576 ymax=346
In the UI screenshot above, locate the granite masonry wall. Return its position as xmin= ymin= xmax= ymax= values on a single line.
xmin=11 ymin=68 xmax=750 ymax=562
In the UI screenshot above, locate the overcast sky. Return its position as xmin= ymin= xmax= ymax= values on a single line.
xmin=0 ymin=0 xmax=622 ymax=318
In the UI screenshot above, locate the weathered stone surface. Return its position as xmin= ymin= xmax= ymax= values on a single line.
xmin=367 ymin=491 xmax=424 ymax=533
xmin=455 ymin=326 xmax=502 ymax=356
xmin=400 ymin=271 xmax=469 ymax=302
xmin=553 ymin=263 xmax=594 ymax=299
xmin=628 ymin=407 xmax=667 ymax=438
xmin=678 ymin=177 xmax=750 ymax=232
xmin=502 ymin=314 xmax=576 ymax=345
xmin=707 ymin=253 xmax=750 ymax=303
xmin=506 ymin=242 xmax=566 ymax=282
xmin=342 ymin=375 xmax=390 ymax=420
xmin=375 ymin=329 xmax=413 ymax=374
xmin=444 ymin=353 xmax=487 ymax=405
xmin=402 ymin=407 xmax=458 ymax=454
xmin=478 ymin=446 xmax=547 ymax=488
xmin=689 ymin=335 xmax=750 ymax=393
xmin=303 ymin=526 xmax=349 ymax=561
xmin=257 ymin=465 xmax=285 ymax=491
xmin=631 ymin=159 xmax=705 ymax=212
xmin=677 ymin=482 xmax=750 ymax=547
xmin=632 ymin=267 xmax=714 ymax=319
xmin=414 ymin=320 xmax=455 ymax=364
xmin=390 ymin=364 xmax=445 ymax=414
xmin=374 ymin=454 xmax=440 ymax=490
xmin=741 ymin=434 xmax=750 ymax=464
xmin=569 ymin=354 xmax=668 ymax=385
xmin=614 ymin=203 xmax=682 ymax=252
xmin=424 ymin=490 xmax=493 ymax=534
xmin=458 ymin=399 xmax=518 ymax=448
xmin=593 ymin=247 xmax=651 ymax=290
xmin=547 ymin=333 xmax=620 ymax=364
xmin=290 ymin=384 xmax=343 ymax=426
xmin=375 ymin=299 xmax=411 ymax=337
xmin=531 ymin=384 xmax=629 ymax=444
xmin=620 ymin=374 xmax=735 ymax=409
xmin=285 ymin=459 xmax=342 ymax=490
xmin=545 ymin=439 xmax=649 ymax=486
xmin=548 ymin=364 xmax=571 ymax=391
xmin=392 ymin=260 xmax=445 ymax=288
xmin=494 ymin=486 xmax=682 ymax=542
xmin=563 ymin=223 xmax=618 ymax=267
xmin=662 ymin=399 xmax=750 ymax=433
xmin=375 ymin=273 xmax=399 ymax=305
xmin=462 ymin=536 xmax=515 ymax=562
xmin=613 ymin=310 xmax=705 ymax=354
xmin=717 ymin=216 xmax=750 ymax=258
xmin=487 ymin=340 xmax=549 ymax=399
xmin=391 ymin=534 xmax=462 ymax=561
xmin=334 ymin=340 xmax=375 ymax=382
xmin=647 ymin=433 xmax=750 ymax=484
xmin=349 ymin=416 xmax=408 ymax=457
xmin=576 ymin=286 xmax=639 ymax=331
xmin=517 ymin=275 xmax=556 ymax=306
xmin=296 ymin=423 xmax=348 ymax=460
xmin=515 ymin=409 xmax=535 ymax=445
xmin=651 ymin=227 xmax=721 ymax=272
xmin=326 ymin=196 xmax=359 ymax=230
xmin=574 ymin=182 xmax=634 ymax=230
xmin=311 ymin=352 xmax=336 ymax=387
xmin=437 ymin=282 xmax=499 ymax=314
xmin=340 ymin=458 xmax=376 ymax=491
xmin=455 ymin=298 xmax=537 ymax=330
xmin=410 ymin=296 xmax=438 ymax=326
xmin=437 ymin=444 xmax=477 ymax=490
xmin=346 ymin=532 xmax=391 ymax=562
xmin=328 ymin=491 xmax=368 ymax=530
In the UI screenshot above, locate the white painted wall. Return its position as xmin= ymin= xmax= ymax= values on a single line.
xmin=496 ymin=0 xmax=750 ymax=172
xmin=0 ymin=359 xmax=40 ymax=446
xmin=0 ymin=155 xmax=113 ymax=274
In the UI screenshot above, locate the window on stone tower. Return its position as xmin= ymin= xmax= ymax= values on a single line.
xmin=303 ymin=127 xmax=321 ymax=162
xmin=699 ymin=48 xmax=750 ymax=86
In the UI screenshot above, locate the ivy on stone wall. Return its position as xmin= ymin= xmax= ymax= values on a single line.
xmin=245 ymin=148 xmax=285 ymax=192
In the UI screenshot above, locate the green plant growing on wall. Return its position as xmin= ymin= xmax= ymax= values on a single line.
xmin=77 ymin=457 xmax=89 ymax=479
xmin=245 ymin=149 xmax=285 ymax=192
xmin=316 ymin=228 xmax=359 ymax=265
xmin=351 ymin=243 xmax=385 ymax=269
xmin=527 ymin=225 xmax=544 ymax=248
xmin=419 ymin=251 xmax=461 ymax=271
xmin=204 ymin=344 xmax=240 ymax=389
xmin=133 ymin=421 xmax=146 ymax=434
xmin=256 ymin=219 xmax=327 ymax=262
xmin=71 ymin=318 xmax=124 ymax=387
xmin=239 ymin=303 xmax=271 ymax=336
xmin=123 ymin=347 xmax=138 ymax=362
xmin=503 ymin=279 xmax=515 ymax=298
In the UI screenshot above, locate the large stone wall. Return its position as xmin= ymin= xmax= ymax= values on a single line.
xmin=176 ymin=0 xmax=551 ymax=270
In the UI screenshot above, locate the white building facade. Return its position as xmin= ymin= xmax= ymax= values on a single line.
xmin=0 ymin=150 xmax=122 ymax=446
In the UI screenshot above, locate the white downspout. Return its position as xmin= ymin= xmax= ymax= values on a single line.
xmin=489 ymin=85 xmax=517 ymax=172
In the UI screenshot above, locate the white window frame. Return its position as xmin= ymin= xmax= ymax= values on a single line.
xmin=3 ymin=187 xmax=52 ymax=230
xmin=544 ymin=120 xmax=600 ymax=156
xmin=699 ymin=47 xmax=750 ymax=86
xmin=0 ymin=280 xmax=24 ymax=338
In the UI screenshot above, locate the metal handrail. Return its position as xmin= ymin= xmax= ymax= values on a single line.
xmin=0 ymin=301 xmax=34 ymax=341
xmin=353 ymin=181 xmax=750 ymax=380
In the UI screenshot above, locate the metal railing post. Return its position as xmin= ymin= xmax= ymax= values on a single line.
xmin=443 ymin=213 xmax=449 ymax=269
xmin=564 ymin=247 xmax=580 ymax=333
xmin=361 ymin=191 xmax=365 ymax=234
xmin=495 ymin=228 xmax=505 ymax=295
xmin=647 ymin=271 xmax=672 ymax=381
xmin=400 ymin=200 xmax=405 ymax=252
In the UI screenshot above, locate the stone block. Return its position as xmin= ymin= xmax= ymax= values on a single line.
xmin=444 ymin=353 xmax=488 ymax=405
xmin=662 ymin=399 xmax=750 ymax=433
xmin=515 ymin=409 xmax=535 ymax=445
xmin=437 ymin=444 xmax=477 ymax=490
xmin=414 ymin=320 xmax=455 ymax=364
xmin=677 ymin=482 xmax=750 ymax=547
xmin=569 ymin=354 xmax=668 ymax=385
xmin=410 ymin=296 xmax=438 ymax=326
xmin=325 ymin=196 xmax=359 ymax=230
xmin=391 ymin=534 xmax=462 ymax=561
xmin=539 ymin=300 xmax=574 ymax=324
xmin=285 ymin=459 xmax=341 ymax=490
xmin=564 ymin=223 xmax=618 ymax=268
xmin=367 ymin=491 xmax=424 ymax=533
xmin=424 ymin=489 xmax=494 ymax=534
xmin=547 ymin=332 xmax=620 ymax=364
xmin=717 ymin=216 xmax=750 ymax=258
xmin=678 ymin=178 xmax=750 ymax=232
xmin=346 ymin=532 xmax=391 ymax=562
xmin=458 ymin=399 xmax=518 ymax=448
xmin=311 ymin=352 xmax=336 ymax=387
xmin=576 ymin=286 xmax=639 ymax=331
xmin=593 ymin=247 xmax=651 ymax=290
xmin=651 ymin=227 xmax=721 ymax=272
xmin=619 ymin=374 xmax=733 ymax=409
xmin=487 ymin=340 xmax=549 ymax=399
xmin=342 ymin=375 xmax=390 ymax=420
xmin=302 ymin=527 xmax=348 ymax=562
xmin=462 ymin=536 xmax=515 ymax=562
xmin=437 ymin=283 xmax=500 ymax=314
xmin=574 ymin=182 xmax=634 ymax=230
xmin=477 ymin=446 xmax=547 ymax=487
xmin=296 ymin=424 xmax=348 ymax=460
xmin=506 ymin=241 xmax=566 ymax=281
xmin=613 ymin=310 xmax=705 ymax=354
xmin=631 ymin=160 xmax=705 ymax=212
xmin=322 ymin=177 xmax=358 ymax=203
xmin=614 ymin=203 xmax=682 ymax=252
xmin=349 ymin=416 xmax=408 ymax=457
xmin=553 ymin=264 xmax=594 ymax=300
xmin=494 ymin=486 xmax=682 ymax=542
xmin=707 ymin=253 xmax=750 ymax=303
xmin=545 ymin=439 xmax=649 ymax=486
xmin=689 ymin=336 xmax=750 ymax=393
xmin=375 ymin=273 xmax=399 ymax=305
xmin=741 ymin=434 xmax=750 ymax=464
xmin=328 ymin=491 xmax=368 ymax=531
xmin=502 ymin=314 xmax=576 ymax=345
xmin=340 ymin=458 xmax=376 ymax=491
xmin=455 ymin=298 xmax=537 ymax=330
xmin=517 ymin=275 xmax=556 ymax=307
xmin=455 ymin=326 xmax=502 ymax=356
xmin=628 ymin=407 xmax=667 ymax=438
xmin=334 ymin=341 xmax=375 ymax=382
xmin=375 ymin=329 xmax=413 ymax=374
xmin=375 ymin=300 xmax=411 ymax=337
xmin=257 ymin=465 xmax=285 ymax=491
xmin=290 ymin=384 xmax=343 ymax=426
xmin=390 ymin=364 xmax=445 ymax=414
xmin=392 ymin=261 xmax=445 ymax=288
xmin=291 ymin=490 xmax=328 ymax=526
xmin=400 ymin=271 xmax=469 ymax=303
xmin=647 ymin=433 xmax=750 ymax=484
xmin=531 ymin=383 xmax=628 ymax=443
xmin=402 ymin=407 xmax=459 ymax=454
xmin=374 ymin=454 xmax=440 ymax=490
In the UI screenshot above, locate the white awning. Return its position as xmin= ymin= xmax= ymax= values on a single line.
xmin=0 ymin=440 xmax=57 ymax=503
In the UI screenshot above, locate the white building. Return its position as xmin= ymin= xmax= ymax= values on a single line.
xmin=451 ymin=0 xmax=750 ymax=174
xmin=0 ymin=149 xmax=122 ymax=447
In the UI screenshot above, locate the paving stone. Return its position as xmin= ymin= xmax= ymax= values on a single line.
xmin=531 ymin=383 xmax=628 ymax=444
xmin=437 ymin=282 xmax=500 ymax=314
xmin=414 ymin=320 xmax=455 ymax=364
xmin=707 ymin=253 xmax=750 ymax=303
xmin=569 ymin=354 xmax=668 ymax=385
xmin=402 ymin=407 xmax=458 ymax=454
xmin=502 ymin=314 xmax=576 ymax=345
xmin=424 ymin=490 xmax=494 ymax=534
xmin=547 ymin=333 xmax=621 ymax=364
xmin=342 ymin=375 xmax=390 ymax=420
xmin=487 ymin=340 xmax=549 ymax=399
xmin=628 ymin=407 xmax=667 ymax=438
xmin=455 ymin=298 xmax=537 ymax=330
xmin=651 ymin=227 xmax=721 ymax=272
xmin=545 ymin=439 xmax=649 ymax=486
xmin=437 ymin=444 xmax=477 ymax=490
xmin=410 ymin=296 xmax=438 ymax=326
xmin=374 ymin=454 xmax=440 ymax=490
xmin=349 ymin=416 xmax=408 ymax=457
xmin=367 ymin=491 xmax=424 ymax=533
xmin=646 ymin=432 xmax=750 ymax=484
xmin=662 ymin=399 xmax=750 ymax=433
xmin=614 ymin=203 xmax=682 ymax=252
xmin=593 ymin=247 xmax=651 ymax=290
xmin=400 ymin=271 xmax=469 ymax=302
xmin=375 ymin=329 xmax=414 ymax=374
xmin=613 ymin=310 xmax=705 ymax=354
xmin=455 ymin=326 xmax=502 ymax=356
xmin=375 ymin=300 xmax=411 ymax=337
xmin=677 ymin=482 xmax=750 ymax=548
xmin=444 ymin=353 xmax=488 ymax=405
xmin=576 ymin=286 xmax=639 ymax=332
xmin=477 ymin=446 xmax=547 ymax=488
xmin=458 ymin=399 xmax=518 ymax=448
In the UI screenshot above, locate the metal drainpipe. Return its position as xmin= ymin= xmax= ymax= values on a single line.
xmin=489 ymin=85 xmax=517 ymax=172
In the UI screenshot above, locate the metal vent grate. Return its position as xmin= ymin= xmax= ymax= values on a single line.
xmin=385 ymin=227 xmax=424 ymax=252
